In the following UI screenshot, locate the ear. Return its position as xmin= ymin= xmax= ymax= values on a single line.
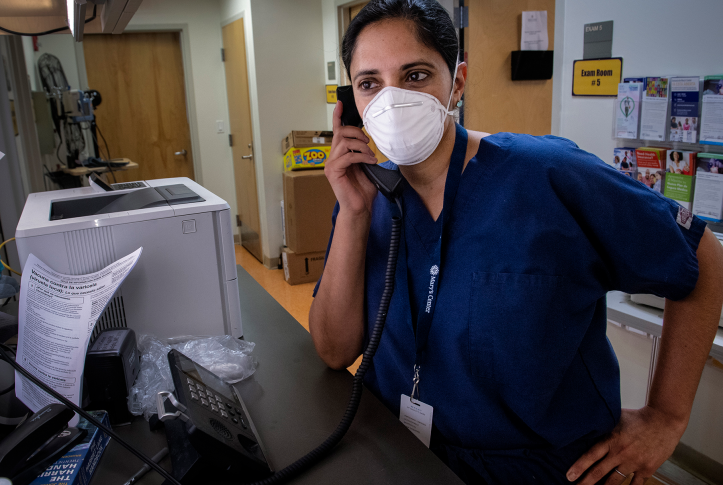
xmin=453 ymin=62 xmax=468 ymax=105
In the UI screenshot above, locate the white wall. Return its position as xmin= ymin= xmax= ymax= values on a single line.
xmin=554 ymin=0 xmax=723 ymax=161
xmin=126 ymin=0 xmax=239 ymax=236
xmin=221 ymin=0 xmax=328 ymax=265
xmin=553 ymin=0 xmax=723 ymax=466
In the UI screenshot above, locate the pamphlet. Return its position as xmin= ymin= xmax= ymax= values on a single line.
xmin=613 ymin=147 xmax=637 ymax=178
xmin=700 ymin=76 xmax=723 ymax=145
xmin=615 ymin=83 xmax=641 ymax=139
xmin=635 ymin=147 xmax=666 ymax=193
xmin=666 ymin=150 xmax=696 ymax=176
xmin=664 ymin=173 xmax=694 ymax=209
xmin=624 ymin=77 xmax=646 ymax=84
xmin=521 ymin=11 xmax=548 ymax=51
xmin=692 ymin=153 xmax=723 ymax=221
xmin=669 ymin=77 xmax=700 ymax=143
xmin=640 ymin=77 xmax=670 ymax=141
xmin=15 ymin=249 xmax=142 ymax=423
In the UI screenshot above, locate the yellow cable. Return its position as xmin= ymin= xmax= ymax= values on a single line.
xmin=0 ymin=238 xmax=21 ymax=276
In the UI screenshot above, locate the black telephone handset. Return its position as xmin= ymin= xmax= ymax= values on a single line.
xmin=0 ymin=403 xmax=87 ymax=485
xmin=336 ymin=86 xmax=404 ymax=203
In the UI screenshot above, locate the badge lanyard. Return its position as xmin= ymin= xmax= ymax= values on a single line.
xmin=410 ymin=123 xmax=468 ymax=403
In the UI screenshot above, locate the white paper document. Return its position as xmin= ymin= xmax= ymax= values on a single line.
xmin=521 ymin=11 xmax=548 ymax=51
xmin=615 ymin=83 xmax=642 ymax=139
xmin=15 ymin=248 xmax=142 ymax=420
xmin=700 ymin=77 xmax=723 ymax=145
xmin=400 ymin=394 xmax=434 ymax=448
xmin=640 ymin=77 xmax=670 ymax=141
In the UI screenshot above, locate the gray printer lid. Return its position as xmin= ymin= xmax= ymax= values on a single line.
xmin=16 ymin=177 xmax=230 ymax=238
xmin=49 ymin=184 xmax=205 ymax=221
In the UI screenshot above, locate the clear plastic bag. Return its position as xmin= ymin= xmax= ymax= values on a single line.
xmin=127 ymin=334 xmax=257 ymax=420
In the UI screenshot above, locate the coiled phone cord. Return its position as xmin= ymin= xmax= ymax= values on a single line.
xmin=248 ymin=212 xmax=403 ymax=485
xmin=0 ymin=210 xmax=403 ymax=485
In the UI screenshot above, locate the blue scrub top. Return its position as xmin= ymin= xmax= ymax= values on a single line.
xmin=315 ymin=131 xmax=705 ymax=454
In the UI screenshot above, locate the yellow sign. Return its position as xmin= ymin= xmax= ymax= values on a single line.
xmin=326 ymin=85 xmax=338 ymax=104
xmin=572 ymin=58 xmax=623 ymax=96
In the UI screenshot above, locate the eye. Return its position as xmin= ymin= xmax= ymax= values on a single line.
xmin=407 ymin=71 xmax=428 ymax=82
xmin=359 ymin=80 xmax=379 ymax=90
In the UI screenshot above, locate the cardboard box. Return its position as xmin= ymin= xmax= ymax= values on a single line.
xmin=282 ymin=247 xmax=325 ymax=285
xmin=635 ymin=147 xmax=666 ymax=193
xmin=283 ymin=146 xmax=331 ymax=171
xmin=32 ymin=411 xmax=111 ymax=485
xmin=282 ymin=130 xmax=333 ymax=154
xmin=283 ymin=170 xmax=337 ymax=254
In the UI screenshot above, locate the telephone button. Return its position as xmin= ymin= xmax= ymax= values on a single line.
xmin=201 ymin=398 xmax=209 ymax=407
xmin=220 ymin=410 xmax=228 ymax=418
xmin=190 ymin=392 xmax=199 ymax=401
xmin=211 ymin=404 xmax=218 ymax=413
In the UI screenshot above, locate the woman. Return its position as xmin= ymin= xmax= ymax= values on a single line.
xmin=309 ymin=1 xmax=723 ymax=484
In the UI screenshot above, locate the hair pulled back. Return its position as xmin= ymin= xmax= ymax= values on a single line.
xmin=341 ymin=0 xmax=459 ymax=80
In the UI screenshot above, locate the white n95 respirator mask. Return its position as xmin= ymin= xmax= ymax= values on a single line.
xmin=362 ymin=64 xmax=459 ymax=166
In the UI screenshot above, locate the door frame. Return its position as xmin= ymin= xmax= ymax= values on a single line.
xmin=76 ymin=24 xmax=203 ymax=185
xmin=220 ymin=11 xmax=267 ymax=256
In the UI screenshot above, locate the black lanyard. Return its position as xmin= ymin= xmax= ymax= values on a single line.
xmin=410 ymin=123 xmax=468 ymax=401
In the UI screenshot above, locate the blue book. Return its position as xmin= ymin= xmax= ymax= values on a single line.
xmin=31 ymin=411 xmax=111 ymax=485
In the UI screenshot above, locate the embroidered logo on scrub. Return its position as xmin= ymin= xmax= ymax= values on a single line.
xmin=425 ymin=266 xmax=439 ymax=313
xmin=676 ymin=207 xmax=693 ymax=230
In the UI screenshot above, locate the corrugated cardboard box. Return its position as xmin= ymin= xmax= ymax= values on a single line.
xmin=282 ymin=247 xmax=325 ymax=285
xmin=283 ymin=170 xmax=337 ymax=254
xmin=282 ymin=130 xmax=333 ymax=154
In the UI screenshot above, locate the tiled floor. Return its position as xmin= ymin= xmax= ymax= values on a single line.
xmin=235 ymin=244 xmax=362 ymax=373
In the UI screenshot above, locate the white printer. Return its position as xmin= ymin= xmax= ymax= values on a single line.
xmin=14 ymin=178 xmax=242 ymax=340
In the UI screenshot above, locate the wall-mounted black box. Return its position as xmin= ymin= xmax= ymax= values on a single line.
xmin=511 ymin=50 xmax=554 ymax=80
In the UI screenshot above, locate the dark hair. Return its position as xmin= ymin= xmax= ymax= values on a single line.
xmin=670 ymin=151 xmax=683 ymax=161
xmin=341 ymin=0 xmax=459 ymax=80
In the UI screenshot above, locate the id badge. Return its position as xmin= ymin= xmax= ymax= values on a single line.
xmin=399 ymin=394 xmax=433 ymax=447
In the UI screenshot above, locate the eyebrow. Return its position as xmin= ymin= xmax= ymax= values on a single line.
xmin=352 ymin=60 xmax=437 ymax=81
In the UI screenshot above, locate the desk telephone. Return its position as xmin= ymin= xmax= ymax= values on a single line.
xmin=157 ymin=349 xmax=272 ymax=481
xmin=0 ymin=86 xmax=405 ymax=485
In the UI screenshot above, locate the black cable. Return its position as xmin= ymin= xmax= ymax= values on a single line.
xmin=0 ymin=5 xmax=96 ymax=37
xmin=0 ymin=204 xmax=403 ymax=485
xmin=95 ymin=122 xmax=117 ymax=183
xmin=0 ymin=344 xmax=182 ymax=485
xmin=245 ymin=206 xmax=403 ymax=485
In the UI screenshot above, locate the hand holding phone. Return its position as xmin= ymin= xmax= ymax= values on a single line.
xmin=335 ymin=87 xmax=403 ymax=203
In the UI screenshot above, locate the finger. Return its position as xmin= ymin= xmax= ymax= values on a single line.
xmin=335 ymin=125 xmax=369 ymax=143
xmin=339 ymin=138 xmax=375 ymax=157
xmin=567 ymin=440 xmax=611 ymax=482
xmin=630 ymin=474 xmax=645 ymax=485
xmin=328 ymin=152 xmax=377 ymax=173
xmin=332 ymin=101 xmax=343 ymax=132
xmin=603 ymin=467 xmax=629 ymax=485
xmin=577 ymin=455 xmax=619 ymax=485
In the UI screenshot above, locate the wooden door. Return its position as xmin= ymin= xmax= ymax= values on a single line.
xmin=466 ymin=0 xmax=555 ymax=135
xmin=222 ymin=19 xmax=262 ymax=262
xmin=83 ymin=32 xmax=195 ymax=183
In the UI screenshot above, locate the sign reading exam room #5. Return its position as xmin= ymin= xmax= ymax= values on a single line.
xmin=572 ymin=58 xmax=623 ymax=96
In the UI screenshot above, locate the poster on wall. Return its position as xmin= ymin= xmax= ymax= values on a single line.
xmin=615 ymin=83 xmax=641 ymax=138
xmin=640 ymin=77 xmax=670 ymax=141
xmin=669 ymin=77 xmax=700 ymax=143
xmin=700 ymin=76 xmax=723 ymax=146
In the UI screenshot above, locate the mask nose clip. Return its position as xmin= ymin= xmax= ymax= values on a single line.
xmin=372 ymin=101 xmax=424 ymax=118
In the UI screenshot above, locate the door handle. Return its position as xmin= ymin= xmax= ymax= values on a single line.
xmin=241 ymin=143 xmax=253 ymax=159
xmin=174 ymin=149 xmax=187 ymax=156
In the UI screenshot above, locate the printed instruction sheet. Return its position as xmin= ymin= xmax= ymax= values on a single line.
xmin=15 ymin=248 xmax=142 ymax=420
xmin=521 ymin=11 xmax=548 ymax=51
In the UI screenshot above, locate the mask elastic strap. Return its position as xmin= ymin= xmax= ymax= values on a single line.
xmin=445 ymin=60 xmax=460 ymax=115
